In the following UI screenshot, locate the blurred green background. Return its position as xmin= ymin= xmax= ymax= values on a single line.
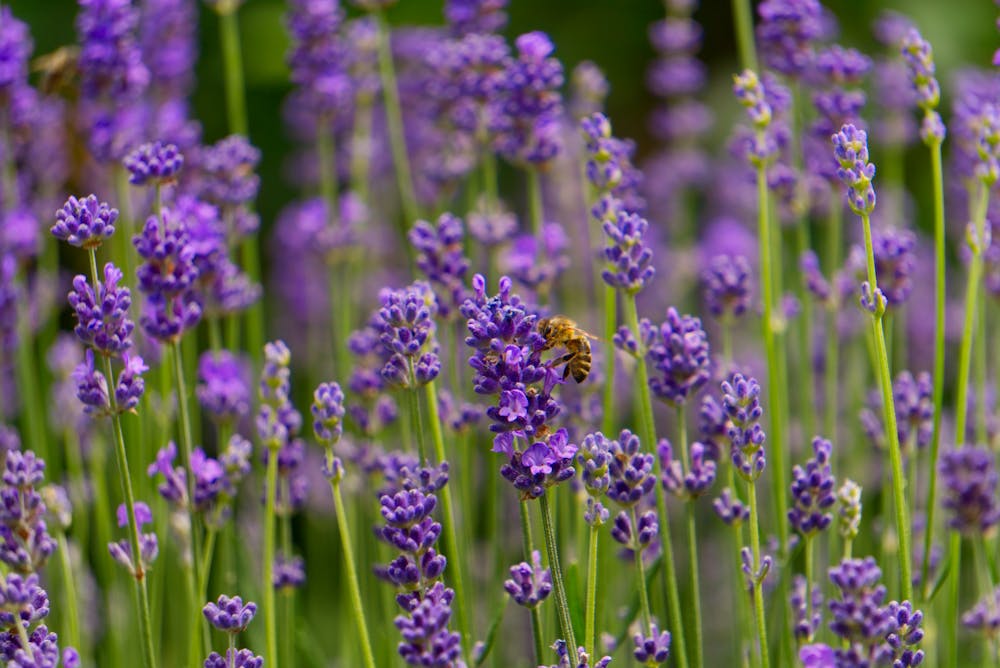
xmin=9 ymin=0 xmax=1000 ymax=234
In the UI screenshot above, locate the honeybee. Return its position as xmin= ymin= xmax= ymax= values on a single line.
xmin=537 ymin=316 xmax=597 ymax=383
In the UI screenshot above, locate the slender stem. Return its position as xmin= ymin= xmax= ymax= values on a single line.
xmin=423 ymin=380 xmax=471 ymax=661
xmin=601 ymin=285 xmax=617 ymax=435
xmin=731 ymin=0 xmax=759 ymax=72
xmin=946 ymin=532 xmax=961 ymax=667
xmin=407 ymin=383 xmax=427 ymax=463
xmin=677 ymin=408 xmax=704 ymax=668
xmin=630 ymin=507 xmax=654 ymax=631
xmin=623 ymin=293 xmax=689 ymax=668
xmin=520 ymin=499 xmax=545 ymax=664
xmin=584 ymin=522 xmax=599 ymax=659
xmin=540 ymin=493 xmax=579 ymax=665
xmin=860 ymin=211 xmax=913 ymax=601
xmin=824 ymin=304 xmax=839 ymax=444
xmin=217 ymin=5 xmax=248 ymax=136
xmin=721 ymin=318 xmax=734 ymax=373
xmin=15 ymin=615 xmax=33 ymax=661
xmin=262 ymin=446 xmax=279 ymax=668
xmin=955 ymin=184 xmax=989 ymax=446
xmin=793 ymin=222 xmax=818 ymax=441
xmin=56 ymin=530 xmax=81 ymax=653
xmin=803 ymin=534 xmax=814 ymax=639
xmin=527 ymin=168 xmax=545 ymax=239
xmin=328 ymin=463 xmax=376 ymax=668
xmin=88 ymin=248 xmax=157 ymax=668
xmin=747 ymin=481 xmax=771 ymax=668
xmin=976 ymin=288 xmax=988 ymax=444
xmin=373 ymin=8 xmax=420 ymax=228
xmin=755 ymin=157 xmax=789 ymax=554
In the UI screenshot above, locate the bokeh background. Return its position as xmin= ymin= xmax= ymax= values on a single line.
xmin=12 ymin=0 xmax=998 ymax=240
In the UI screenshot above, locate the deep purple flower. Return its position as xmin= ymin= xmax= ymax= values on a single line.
xmin=147 ymin=441 xmax=186 ymax=505
xmin=196 ymin=135 xmax=262 ymax=208
xmin=541 ymin=640 xmax=612 ymax=668
xmin=870 ymin=228 xmax=916 ymax=307
xmin=203 ymin=594 xmax=257 ymax=634
xmin=713 ymin=488 xmax=749 ymax=526
xmin=660 ymin=439 xmax=716 ymax=499
xmin=601 ymin=209 xmax=655 ymax=295
xmin=114 ymin=353 xmax=147 ymax=411
xmin=311 ymin=381 xmax=346 ymax=446
xmin=491 ymin=31 xmax=564 ymax=165
xmin=0 ymin=7 xmax=31 ymax=99
xmin=72 ymin=348 xmax=111 ymax=416
xmin=0 ymin=451 xmax=57 ymax=573
xmin=257 ymin=340 xmax=302 ymax=448
xmin=498 ymin=429 xmax=578 ymax=500
xmin=886 ymin=601 xmax=925 ymax=667
xmin=788 ymin=437 xmax=836 ymax=536
xmin=633 ymin=623 xmax=671 ymax=665
xmin=576 ymin=432 xmax=612 ymax=496
xmin=196 ymin=351 xmax=251 ymax=421
xmin=134 ymin=209 xmax=200 ymax=298
xmin=272 ymin=554 xmax=306 ymax=589
xmin=51 ymin=195 xmax=118 ymax=249
xmin=722 ymin=373 xmax=766 ymax=481
xmin=503 ymin=549 xmax=551 ymax=608
xmin=791 ymin=574 xmax=823 ymax=641
xmin=286 ymin=0 xmax=351 ymax=117
xmin=648 ymin=308 xmax=711 ymax=406
xmin=963 ymin=586 xmax=1000 ymax=637
xmin=445 ymin=0 xmax=508 ymax=36
xmin=108 ymin=501 xmax=158 ymax=575
xmin=861 ymin=370 xmax=932 ymax=454
xmin=900 ymin=28 xmax=940 ymax=111
xmin=67 ymin=263 xmax=134 ymax=355
xmin=395 ymin=581 xmax=462 ymax=666
xmin=799 ymin=643 xmax=836 ymax=668
xmin=756 ymin=0 xmax=824 ymax=77
xmin=204 ymin=649 xmax=264 ymax=668
xmin=702 ymin=254 xmax=752 ymax=319
xmin=409 ymin=214 xmax=471 ymax=320
xmin=940 ymin=445 xmax=1000 ymax=535
xmin=124 ymin=141 xmax=184 ymax=185
xmin=832 ymin=124 xmax=877 ymax=215
xmin=374 ymin=282 xmax=440 ymax=388
xmin=604 ymin=429 xmax=655 ymax=508
xmin=76 ymin=0 xmax=149 ymax=100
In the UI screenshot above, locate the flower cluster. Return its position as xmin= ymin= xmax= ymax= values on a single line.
xmin=0 ymin=451 xmax=57 ymax=573
xmin=702 ymin=254 xmax=752 ymax=320
xmin=832 ymin=123 xmax=877 ymax=215
xmin=648 ymin=308 xmax=711 ymax=406
xmin=203 ymin=594 xmax=263 ymax=667
xmin=51 ymin=195 xmax=118 ymax=249
xmin=860 ymin=370 xmax=932 ymax=454
xmin=409 ymin=213 xmax=471 ymax=320
xmin=722 ymin=373 xmax=766 ymax=482
xmin=374 ymin=281 xmax=441 ymax=389
xmin=196 ymin=350 xmax=252 ymax=423
xmin=108 ymin=501 xmax=159 ymax=577
xmin=503 ymin=549 xmax=551 ymax=609
xmin=939 ymin=445 xmax=1000 ymax=535
xmin=788 ymin=437 xmax=836 ymax=536
xmin=661 ymin=438 xmax=717 ymax=501
xmin=124 ymin=140 xmax=184 ymax=185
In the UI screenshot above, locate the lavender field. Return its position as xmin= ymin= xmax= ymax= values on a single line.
xmin=0 ymin=0 xmax=998 ymax=666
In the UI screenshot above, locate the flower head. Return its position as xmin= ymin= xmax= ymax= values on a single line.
xmin=648 ymin=308 xmax=711 ymax=406
xmin=831 ymin=124 xmax=877 ymax=215
xmin=123 ymin=141 xmax=184 ymax=185
xmin=52 ymin=195 xmax=118 ymax=249
xmin=203 ymin=594 xmax=257 ymax=634
xmin=503 ymin=550 xmax=551 ymax=609
xmin=940 ymin=445 xmax=1000 ymax=535
xmin=788 ymin=437 xmax=836 ymax=536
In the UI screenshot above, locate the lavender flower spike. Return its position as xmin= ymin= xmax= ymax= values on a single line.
xmin=503 ymin=550 xmax=552 ymax=609
xmin=51 ymin=195 xmax=119 ymax=249
xmin=831 ymin=124 xmax=877 ymax=215
xmin=124 ymin=141 xmax=184 ymax=185
xmin=203 ymin=594 xmax=258 ymax=634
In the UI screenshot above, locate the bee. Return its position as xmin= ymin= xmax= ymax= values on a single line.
xmin=32 ymin=46 xmax=79 ymax=95
xmin=537 ymin=315 xmax=597 ymax=384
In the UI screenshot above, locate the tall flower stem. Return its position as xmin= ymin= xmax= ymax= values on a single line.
xmin=623 ymin=292 xmax=689 ymax=668
xmin=539 ymin=492 xmax=579 ymax=665
xmin=519 ymin=499 xmax=545 ymax=664
xmin=793 ymin=224 xmax=818 ymax=441
xmin=326 ymin=456 xmax=376 ymax=668
xmin=953 ymin=185 xmax=989 ymax=446
xmin=920 ymin=136 xmax=947 ymax=590
xmin=527 ymin=168 xmax=544 ymax=239
xmin=731 ymin=0 xmax=759 ymax=72
xmin=350 ymin=90 xmax=375 ymax=203
xmin=823 ymin=304 xmax=839 ymax=443
xmin=747 ymin=479 xmax=770 ymax=668
xmin=859 ymin=211 xmax=913 ymax=601
xmin=262 ymin=443 xmax=279 ymax=668
xmin=584 ymin=522 xmax=599 ymax=659
xmin=945 ymin=531 xmax=961 ymax=667
xmin=407 ymin=380 xmax=428 ymax=463
xmin=424 ymin=380 xmax=471 ymax=661
xmin=601 ymin=285 xmax=617 ymax=435
xmin=976 ymin=290 xmax=989 ymax=444
xmin=630 ymin=507 xmax=654 ymax=632
xmin=676 ymin=408 xmax=703 ymax=668
xmin=87 ymin=248 xmax=157 ymax=668
xmin=754 ymin=157 xmax=790 ymax=555
xmin=373 ymin=8 xmax=420 ymax=229
xmin=55 ymin=529 xmax=81 ymax=654
xmin=217 ymin=4 xmax=248 ymax=136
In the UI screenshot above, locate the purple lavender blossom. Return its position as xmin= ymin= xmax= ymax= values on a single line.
xmin=409 ymin=214 xmax=471 ymax=320
xmin=497 ymin=429 xmax=578 ymax=500
xmin=648 ymin=307 xmax=711 ymax=406
xmin=395 ymin=581 xmax=462 ymax=666
xmin=204 ymin=649 xmax=264 ymax=668
xmin=939 ymin=445 xmax=1000 ymax=535
xmin=202 ymin=594 xmax=257 ymax=634
xmin=196 ymin=351 xmax=251 ymax=422
xmin=962 ymin=586 xmax=1000 ymax=637
xmin=0 ymin=8 xmax=31 ymax=99
xmin=51 ymin=195 xmax=118 ymax=249
xmin=272 ymin=554 xmax=306 ymax=589
xmin=503 ymin=549 xmax=551 ymax=608
xmin=860 ymin=370 xmax=932 ymax=454
xmin=67 ymin=263 xmax=134 ymax=355
xmin=733 ymin=70 xmax=778 ymax=165
xmin=788 ymin=437 xmax=836 ymax=536
xmin=286 ymin=0 xmax=351 ymax=117
xmin=0 ymin=451 xmax=57 ymax=573
xmin=601 ymin=209 xmax=655 ymax=295
xmin=713 ymin=488 xmax=749 ymax=526
xmin=374 ymin=281 xmax=441 ymax=388
xmin=633 ymin=623 xmax=671 ymax=665
xmin=755 ymin=0 xmax=824 ymax=77
xmin=123 ymin=141 xmax=184 ymax=185
xmin=445 ymin=0 xmax=508 ymax=36
xmin=702 ymin=254 xmax=752 ymax=319
xmin=108 ymin=501 xmax=159 ymax=575
xmin=791 ymin=574 xmax=823 ymax=641
xmin=661 ymin=439 xmax=716 ymax=499
xmin=541 ymin=640 xmax=611 ymax=668
xmin=72 ymin=348 xmax=111 ymax=416
xmin=900 ymin=29 xmax=940 ymax=112
xmin=831 ymin=124 xmax=877 ymax=215
xmin=76 ymin=0 xmax=149 ymax=100
xmin=722 ymin=373 xmax=766 ymax=481
xmin=576 ymin=432 xmax=612 ymax=496
xmin=311 ymin=381 xmax=346 ymax=447
xmin=196 ymin=135 xmax=262 ymax=209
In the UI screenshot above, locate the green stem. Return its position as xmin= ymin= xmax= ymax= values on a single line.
xmin=584 ymin=522 xmax=599 ymax=660
xmin=803 ymin=535 xmax=814 ymax=639
xmin=976 ymin=288 xmax=988 ymax=445
xmin=328 ymin=464 xmax=377 ymax=668
xmin=217 ymin=5 xmax=248 ymax=136
xmin=601 ymin=285 xmax=617 ymax=435
xmin=423 ymin=380 xmax=471 ymax=661
xmin=731 ymin=0 xmax=759 ymax=72
xmin=623 ymin=293 xmax=689 ymax=668
xmin=539 ymin=492 xmax=579 ymax=665
xmin=56 ymin=530 xmax=81 ymax=653
xmin=520 ymin=499 xmax=545 ymax=664
xmin=527 ymin=168 xmax=544 ymax=239
xmin=793 ymin=222 xmax=817 ymax=441
xmin=946 ymin=532 xmax=961 ymax=667
xmin=262 ymin=446 xmax=279 ymax=668
xmin=88 ymin=249 xmax=157 ymax=668
xmin=630 ymin=507 xmax=653 ymax=632
xmin=955 ymin=184 xmax=989 ymax=446
xmin=373 ymin=8 xmax=420 ymax=229
xmin=755 ymin=156 xmax=789 ymax=555
xmin=677 ymin=408 xmax=704 ymax=668
xmin=860 ymin=211 xmax=913 ymax=601
xmin=407 ymin=381 xmax=428 ymax=463
xmin=747 ymin=481 xmax=771 ymax=668
xmin=824 ymin=304 xmax=839 ymax=444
